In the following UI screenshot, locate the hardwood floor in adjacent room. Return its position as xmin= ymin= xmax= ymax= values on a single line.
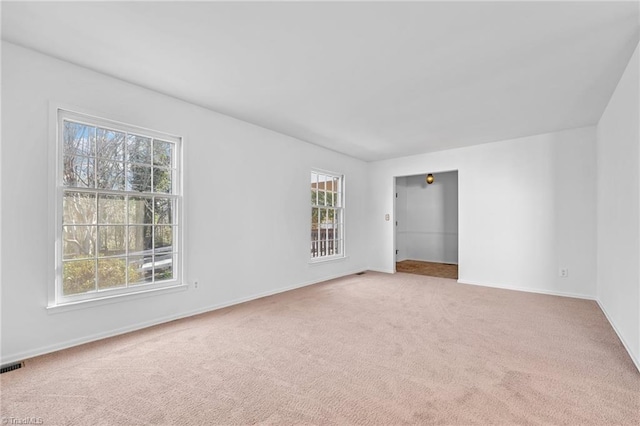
xmin=396 ymin=259 xmax=459 ymax=279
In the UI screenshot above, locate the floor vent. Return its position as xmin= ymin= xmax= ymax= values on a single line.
xmin=355 ymin=272 xmax=366 ymax=275
xmin=0 ymin=362 xmax=23 ymax=374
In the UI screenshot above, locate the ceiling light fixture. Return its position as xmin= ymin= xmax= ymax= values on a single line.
xmin=426 ymin=173 xmax=435 ymax=184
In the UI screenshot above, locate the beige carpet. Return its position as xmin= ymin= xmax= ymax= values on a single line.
xmin=1 ymin=272 xmax=639 ymax=425
xmin=397 ymin=260 xmax=459 ymax=279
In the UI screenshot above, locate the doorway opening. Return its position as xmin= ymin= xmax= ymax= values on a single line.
xmin=394 ymin=171 xmax=459 ymax=279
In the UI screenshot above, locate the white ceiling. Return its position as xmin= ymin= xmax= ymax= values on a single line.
xmin=2 ymin=1 xmax=639 ymax=161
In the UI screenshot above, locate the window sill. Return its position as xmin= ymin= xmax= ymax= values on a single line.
xmin=309 ymin=255 xmax=348 ymax=265
xmin=47 ymin=283 xmax=188 ymax=314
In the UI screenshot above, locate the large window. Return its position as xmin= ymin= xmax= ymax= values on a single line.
xmin=310 ymin=171 xmax=344 ymax=260
xmin=55 ymin=109 xmax=182 ymax=305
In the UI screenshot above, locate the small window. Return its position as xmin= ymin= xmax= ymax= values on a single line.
xmin=310 ymin=171 xmax=344 ymax=260
xmin=55 ymin=109 xmax=182 ymax=305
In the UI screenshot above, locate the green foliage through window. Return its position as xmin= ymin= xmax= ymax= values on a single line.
xmin=58 ymin=111 xmax=180 ymax=301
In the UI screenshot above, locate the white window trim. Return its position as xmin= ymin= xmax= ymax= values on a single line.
xmin=309 ymin=168 xmax=345 ymax=263
xmin=308 ymin=254 xmax=350 ymax=265
xmin=46 ymin=283 xmax=188 ymax=314
xmin=49 ymin=104 xmax=185 ymax=308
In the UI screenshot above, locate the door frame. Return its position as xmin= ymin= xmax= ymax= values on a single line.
xmin=393 ymin=169 xmax=459 ymax=273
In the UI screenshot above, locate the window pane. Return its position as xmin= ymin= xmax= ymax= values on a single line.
xmin=153 ymin=253 xmax=174 ymax=281
xmin=63 ymin=156 xmax=95 ymax=188
xmin=98 ymin=195 xmax=126 ymax=224
xmin=97 ymin=257 xmax=127 ymax=290
xmin=154 ymin=225 xmax=173 ymax=250
xmin=126 ymin=134 xmax=151 ymax=164
xmin=128 ymin=255 xmax=153 ymax=285
xmin=63 ymin=192 xmax=96 ymax=225
xmin=335 ymin=224 xmax=343 ymax=240
xmin=96 ymin=128 xmax=125 ymax=161
xmin=327 ymin=216 xmax=337 ymax=234
xmin=154 ymin=197 xmax=173 ymax=224
xmin=327 ymin=191 xmax=335 ymax=207
xmin=320 ymin=208 xmax=328 ymax=224
xmin=98 ymin=226 xmax=127 ymax=257
xmin=327 ymin=239 xmax=336 ymax=256
xmin=153 ymin=167 xmax=172 ymax=193
xmin=153 ymin=140 xmax=173 ymax=167
xmin=126 ymin=164 xmax=152 ymax=192
xmin=311 ymin=205 xmax=319 ymax=258
xmin=311 ymin=189 xmax=318 ymax=205
xmin=318 ymin=228 xmax=326 ymax=244
xmin=63 ymin=259 xmax=96 ymax=295
xmin=311 ymin=207 xmax=319 ymax=230
xmin=129 ymin=225 xmax=153 ymax=254
xmin=63 ymin=121 xmax=95 ymax=157
xmin=129 ymin=196 xmax=153 ymax=224
xmin=97 ymin=160 xmax=125 ymax=190
xmin=63 ymin=226 xmax=96 ymax=259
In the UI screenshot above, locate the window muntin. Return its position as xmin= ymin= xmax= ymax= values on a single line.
xmin=310 ymin=171 xmax=344 ymax=260
xmin=56 ymin=110 xmax=181 ymax=304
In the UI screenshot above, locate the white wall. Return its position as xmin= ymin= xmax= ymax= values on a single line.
xmin=596 ymin=42 xmax=640 ymax=370
xmin=369 ymin=127 xmax=597 ymax=299
xmin=395 ymin=172 xmax=458 ymax=264
xmin=395 ymin=176 xmax=408 ymax=261
xmin=0 ymin=42 xmax=369 ymax=363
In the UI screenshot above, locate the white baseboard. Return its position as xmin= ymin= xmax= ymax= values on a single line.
xmin=367 ymin=268 xmax=395 ymax=274
xmin=457 ymin=279 xmax=596 ymax=300
xmin=595 ymin=300 xmax=640 ymax=374
xmin=2 ymin=269 xmax=366 ymax=365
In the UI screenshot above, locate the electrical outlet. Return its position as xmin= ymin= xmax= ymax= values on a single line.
xmin=194 ymin=281 xmax=199 ymax=289
xmin=559 ymin=268 xmax=568 ymax=278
